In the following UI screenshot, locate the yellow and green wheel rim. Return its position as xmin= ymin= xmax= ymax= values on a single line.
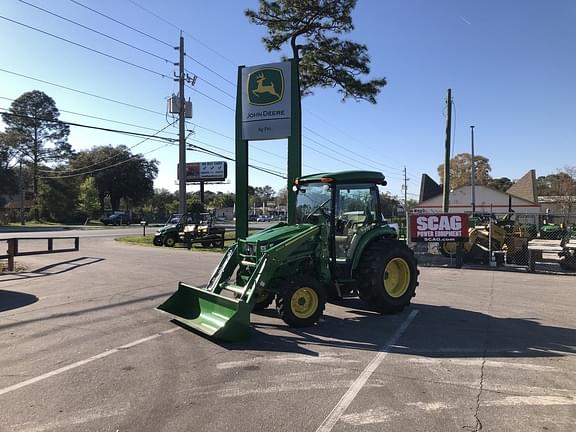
xmin=442 ymin=241 xmax=458 ymax=256
xmin=290 ymin=287 xmax=319 ymax=319
xmin=383 ymin=258 xmax=410 ymax=298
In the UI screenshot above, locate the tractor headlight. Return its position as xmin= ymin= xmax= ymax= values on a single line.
xmin=245 ymin=244 xmax=256 ymax=256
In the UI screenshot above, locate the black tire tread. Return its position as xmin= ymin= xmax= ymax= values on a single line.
xmin=276 ymin=276 xmax=326 ymax=327
xmin=357 ymin=239 xmax=419 ymax=314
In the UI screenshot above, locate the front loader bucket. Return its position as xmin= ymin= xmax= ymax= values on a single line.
xmin=157 ymin=282 xmax=251 ymax=341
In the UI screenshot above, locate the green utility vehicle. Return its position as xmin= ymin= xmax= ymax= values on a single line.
xmin=153 ymin=213 xmax=225 ymax=248
xmin=157 ymin=171 xmax=419 ymax=341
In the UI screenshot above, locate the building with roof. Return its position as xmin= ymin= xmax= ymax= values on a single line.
xmin=415 ymin=170 xmax=541 ymax=217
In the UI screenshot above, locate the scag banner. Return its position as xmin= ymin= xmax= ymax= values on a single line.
xmin=410 ymin=213 xmax=469 ymax=242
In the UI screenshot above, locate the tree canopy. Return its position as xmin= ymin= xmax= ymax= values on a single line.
xmin=1 ymin=91 xmax=72 ymax=218
xmin=245 ymin=0 xmax=386 ymax=103
xmin=437 ymin=153 xmax=492 ymax=190
xmin=70 ymin=145 xmax=158 ymax=211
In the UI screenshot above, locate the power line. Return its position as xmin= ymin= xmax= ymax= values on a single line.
xmin=67 ymin=0 xmax=173 ymax=48
xmin=188 ymin=138 xmax=286 ymax=174
xmin=0 ymin=110 xmax=177 ymax=142
xmin=0 ymin=14 xmax=170 ymax=79
xmin=186 ymin=55 xmax=236 ymax=87
xmin=185 ymin=84 xmax=234 ymax=112
xmin=38 ymin=142 xmax=171 ymax=179
xmin=0 ymin=96 xmax=177 ymax=135
xmin=303 ymin=125 xmax=404 ymax=174
xmin=126 ymin=0 xmax=237 ymax=66
xmin=0 ymin=71 xmax=266 ymax=172
xmin=0 ymin=68 xmax=166 ymax=116
xmin=37 ymin=121 xmax=177 ymax=175
xmin=60 ymin=0 xmax=412 ymax=180
xmin=15 ymin=0 xmax=173 ymax=64
xmin=188 ymin=143 xmax=286 ymax=179
xmin=303 ymin=131 xmax=403 ymax=177
xmin=185 ymin=69 xmax=235 ymax=99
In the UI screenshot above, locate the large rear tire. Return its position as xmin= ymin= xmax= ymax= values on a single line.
xmin=276 ymin=276 xmax=326 ymax=327
xmin=357 ymin=239 xmax=419 ymax=314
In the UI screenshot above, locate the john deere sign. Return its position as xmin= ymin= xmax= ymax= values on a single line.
xmin=241 ymin=62 xmax=291 ymax=140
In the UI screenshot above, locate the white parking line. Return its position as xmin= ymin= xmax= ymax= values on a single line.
xmin=315 ymin=309 xmax=419 ymax=432
xmin=0 ymin=327 xmax=179 ymax=397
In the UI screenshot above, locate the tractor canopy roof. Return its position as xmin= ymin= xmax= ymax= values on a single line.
xmin=296 ymin=170 xmax=387 ymax=186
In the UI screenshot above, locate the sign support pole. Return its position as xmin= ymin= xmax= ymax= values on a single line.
xmin=235 ymin=65 xmax=249 ymax=239
xmin=287 ymin=58 xmax=302 ymax=225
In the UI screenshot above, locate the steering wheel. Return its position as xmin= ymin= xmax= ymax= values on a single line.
xmin=305 ymin=198 xmax=331 ymax=223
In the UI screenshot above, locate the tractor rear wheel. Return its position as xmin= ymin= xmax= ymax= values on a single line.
xmin=357 ymin=239 xmax=419 ymax=314
xmin=276 ymin=276 xmax=326 ymax=327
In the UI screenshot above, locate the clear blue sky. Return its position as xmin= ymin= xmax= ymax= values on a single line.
xmin=1 ymin=0 xmax=574 ymax=202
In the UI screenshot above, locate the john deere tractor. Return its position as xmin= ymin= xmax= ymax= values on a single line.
xmin=157 ymin=171 xmax=419 ymax=341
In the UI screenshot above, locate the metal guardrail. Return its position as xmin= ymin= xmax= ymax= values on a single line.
xmin=0 ymin=237 xmax=80 ymax=271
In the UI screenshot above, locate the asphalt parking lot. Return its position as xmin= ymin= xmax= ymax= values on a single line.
xmin=0 ymin=230 xmax=574 ymax=431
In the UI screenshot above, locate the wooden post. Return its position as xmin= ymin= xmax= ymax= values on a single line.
xmin=7 ymin=239 xmax=16 ymax=272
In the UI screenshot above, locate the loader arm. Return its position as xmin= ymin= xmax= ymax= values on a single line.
xmin=157 ymin=225 xmax=321 ymax=341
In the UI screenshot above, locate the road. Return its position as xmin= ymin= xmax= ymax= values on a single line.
xmin=0 ymin=228 xmax=575 ymax=431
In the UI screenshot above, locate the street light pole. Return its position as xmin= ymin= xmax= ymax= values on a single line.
xmin=470 ymin=125 xmax=476 ymax=214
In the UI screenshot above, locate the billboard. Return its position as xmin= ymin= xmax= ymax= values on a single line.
xmin=410 ymin=213 xmax=469 ymax=242
xmin=179 ymin=161 xmax=228 ymax=182
xmin=241 ymin=61 xmax=292 ymax=141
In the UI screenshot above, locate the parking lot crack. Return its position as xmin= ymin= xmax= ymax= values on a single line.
xmin=470 ymin=272 xmax=496 ymax=431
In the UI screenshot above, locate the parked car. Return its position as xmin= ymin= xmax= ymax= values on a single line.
xmin=101 ymin=211 xmax=131 ymax=226
xmin=256 ymin=215 xmax=270 ymax=222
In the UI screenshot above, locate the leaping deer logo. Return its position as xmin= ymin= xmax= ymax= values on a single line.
xmin=247 ymin=68 xmax=284 ymax=105
xmin=252 ymin=73 xmax=280 ymax=99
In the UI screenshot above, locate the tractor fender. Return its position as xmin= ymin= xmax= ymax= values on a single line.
xmin=349 ymin=227 xmax=397 ymax=273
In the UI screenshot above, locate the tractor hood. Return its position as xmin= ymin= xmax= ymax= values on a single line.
xmin=246 ymin=223 xmax=315 ymax=244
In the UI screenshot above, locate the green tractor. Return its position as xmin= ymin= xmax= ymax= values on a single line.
xmin=157 ymin=171 xmax=419 ymax=341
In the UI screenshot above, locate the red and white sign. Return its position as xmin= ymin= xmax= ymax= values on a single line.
xmin=410 ymin=213 xmax=469 ymax=242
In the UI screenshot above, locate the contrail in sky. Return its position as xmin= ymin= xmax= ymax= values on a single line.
xmin=460 ymin=16 xmax=472 ymax=25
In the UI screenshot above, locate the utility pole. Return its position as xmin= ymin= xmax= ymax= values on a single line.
xmin=403 ymin=166 xmax=409 ymax=241
xmin=442 ymin=88 xmax=452 ymax=213
xmin=470 ymin=125 xmax=476 ymax=214
xmin=19 ymin=159 xmax=25 ymax=225
xmin=177 ymin=33 xmax=187 ymax=215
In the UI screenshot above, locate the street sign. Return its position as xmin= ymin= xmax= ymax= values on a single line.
xmin=241 ymin=61 xmax=292 ymax=140
xmin=410 ymin=213 xmax=469 ymax=242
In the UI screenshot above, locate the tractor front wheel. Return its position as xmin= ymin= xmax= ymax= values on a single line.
xmin=276 ymin=276 xmax=326 ymax=327
xmin=253 ymin=291 xmax=275 ymax=311
xmin=153 ymin=236 xmax=163 ymax=246
xmin=357 ymin=239 xmax=419 ymax=314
